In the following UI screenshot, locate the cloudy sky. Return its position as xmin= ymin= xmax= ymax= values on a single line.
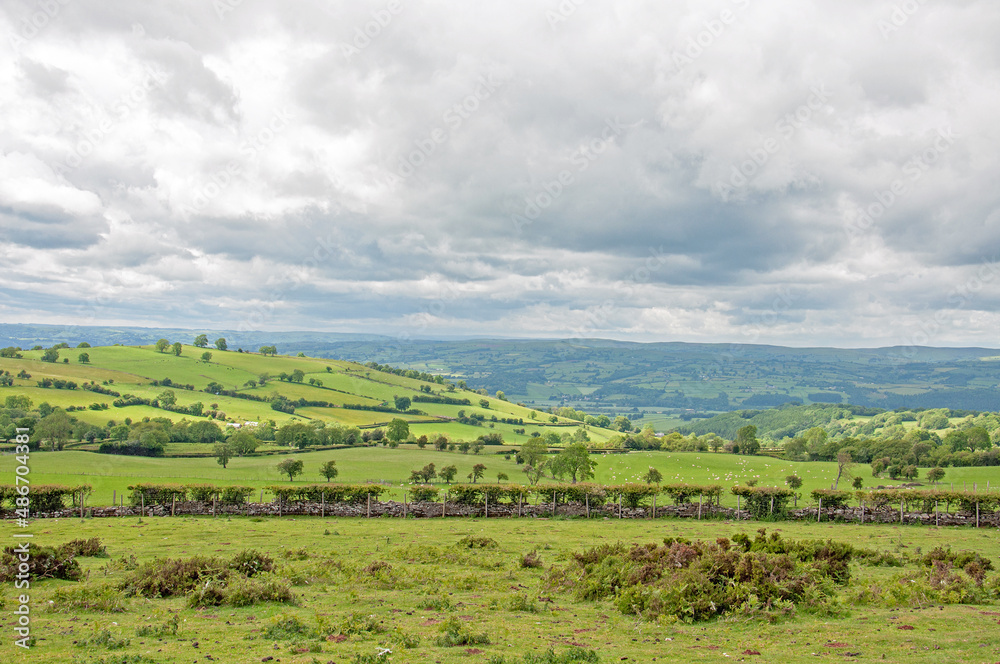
xmin=1 ymin=0 xmax=999 ymax=348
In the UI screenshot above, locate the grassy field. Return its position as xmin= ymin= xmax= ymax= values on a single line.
xmin=2 ymin=516 xmax=999 ymax=663
xmin=5 ymin=448 xmax=999 ymax=507
xmin=0 ymin=345 xmax=612 ymax=440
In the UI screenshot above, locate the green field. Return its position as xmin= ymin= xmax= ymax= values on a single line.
xmin=3 ymin=516 xmax=999 ymax=663
xmin=0 ymin=344 xmax=612 ymax=441
xmin=5 ymin=448 xmax=999 ymax=507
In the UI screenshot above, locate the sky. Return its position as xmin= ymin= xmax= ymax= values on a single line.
xmin=1 ymin=0 xmax=999 ymax=348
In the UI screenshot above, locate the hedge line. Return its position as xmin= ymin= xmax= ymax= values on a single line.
xmin=0 ymin=484 xmax=93 ymax=512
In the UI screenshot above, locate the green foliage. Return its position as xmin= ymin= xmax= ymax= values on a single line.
xmin=488 ymin=648 xmax=600 ymax=664
xmin=76 ymin=629 xmax=130 ymax=650
xmin=731 ymin=485 xmax=795 ymax=518
xmin=811 ymin=489 xmax=853 ymax=508
xmin=276 ymin=457 xmax=304 ymax=481
xmin=435 ymin=615 xmax=491 ymax=646
xmin=135 ymin=614 xmax=179 ymax=637
xmin=549 ymin=530 xmax=848 ymax=623
xmin=0 ymin=543 xmax=81 ymax=581
xmin=49 ymin=583 xmax=127 ymax=613
xmin=408 ymin=485 xmax=439 ymax=501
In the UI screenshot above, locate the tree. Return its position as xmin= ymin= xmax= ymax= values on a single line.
xmin=387 ymin=418 xmax=410 ymax=443
xmin=495 ymin=390 xmax=506 ymax=401
xmin=554 ymin=443 xmax=596 ymax=483
xmin=78 ymin=352 xmax=90 ymax=363
xmin=259 ymin=345 xmax=277 ymax=356
xmin=36 ymin=409 xmax=72 ymax=451
xmin=902 ymin=464 xmax=918 ymax=480
xmin=155 ymin=339 xmax=170 ymax=353
xmin=497 ymin=472 xmax=508 ymax=483
xmin=851 ymin=476 xmax=864 ymax=489
xmin=214 ymin=441 xmax=235 ymax=468
xmin=478 ymin=398 xmax=490 ymax=409
xmin=439 ymin=464 xmax=457 ymax=484
xmin=201 ymin=351 xmax=213 ymax=362
xmin=77 ymin=342 xmax=91 ymax=348
xmin=833 ymin=450 xmax=854 ymax=489
xmin=785 ymin=474 xmax=803 ymax=490
xmin=171 ymin=342 xmax=182 ymax=356
xmin=736 ymin=425 xmax=759 ymax=455
xmin=277 ymin=458 xmax=304 ymax=481
xmin=393 ymin=396 xmax=411 ymax=411
xmin=458 ymin=441 xmax=471 ymax=454
xmin=522 ymin=461 xmax=547 ymax=486
xmin=229 ymin=431 xmax=259 ymax=456
xmin=410 ymin=463 xmax=436 ymax=483
xmin=157 ymin=389 xmax=177 ymax=407
xmin=469 ymin=463 xmax=486 ymax=483
xmin=194 ymin=334 xmax=209 ymax=348
xmin=926 ymin=467 xmax=946 ymax=484
xmin=290 ymin=369 xmax=305 ymax=383
xmin=642 ymin=466 xmax=663 ymax=485
xmin=41 ymin=348 xmax=59 ymax=363
xmin=189 ymin=420 xmax=223 ymax=444
xmin=520 ymin=437 xmax=547 ymax=468
xmin=612 ymin=415 xmax=633 ymax=432
xmin=215 ymin=338 xmax=228 ymax=351
xmin=320 ymin=460 xmax=339 ymax=482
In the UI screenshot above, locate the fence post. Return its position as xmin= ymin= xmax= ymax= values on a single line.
xmin=618 ymin=494 xmax=622 ymax=519
xmin=112 ymin=489 xmax=116 ymax=508
xmin=585 ymin=493 xmax=589 ymax=518
xmin=367 ymin=493 xmax=371 ymax=518
xmin=321 ymin=492 xmax=326 ymax=518
xmin=518 ymin=493 xmax=522 ymax=517
xmin=172 ymin=495 xmax=175 ymax=517
xmin=484 ymin=491 xmax=488 ymax=519
xmin=817 ymin=497 xmax=822 ymax=522
xmin=769 ymin=496 xmax=774 ymax=516
xmin=860 ymin=501 xmax=864 ymax=525
xmin=899 ymin=502 xmax=903 ymax=525
xmin=552 ymin=492 xmax=556 ymax=517
xmin=698 ymin=495 xmax=703 ymax=520
xmin=139 ymin=493 xmax=144 ymax=523
xmin=935 ymin=500 xmax=939 ymax=527
xmin=736 ymin=494 xmax=740 ymax=519
xmin=976 ymin=502 xmax=980 ymax=528
xmin=278 ymin=496 xmax=282 ymax=517
xmin=651 ymin=495 xmax=655 ymax=520
xmin=79 ymin=489 xmax=84 ymax=519
xmin=213 ymin=496 xmax=217 ymax=518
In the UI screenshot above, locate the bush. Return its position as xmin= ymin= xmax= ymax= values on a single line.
xmin=731 ymin=485 xmax=795 ymax=518
xmin=456 ymin=535 xmax=498 ymax=549
xmin=59 ymin=537 xmax=107 ymax=557
xmin=547 ymin=530 xmax=847 ymax=622
xmin=120 ymin=556 xmax=228 ymax=598
xmin=76 ymin=629 xmax=130 ymax=650
xmin=408 ymin=485 xmax=439 ymax=502
xmin=811 ymin=489 xmax=853 ymax=509
xmin=135 ymin=615 xmax=179 ymax=637
xmin=229 ymin=549 xmax=275 ymax=577
xmin=0 ymin=543 xmax=81 ymax=581
xmin=521 ymin=550 xmax=544 ymax=568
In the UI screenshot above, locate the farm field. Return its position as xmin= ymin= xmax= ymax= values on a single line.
xmin=5 ymin=448 xmax=1000 ymax=507
xmin=0 ymin=344 xmax=610 ymax=443
xmin=2 ymin=516 xmax=999 ymax=663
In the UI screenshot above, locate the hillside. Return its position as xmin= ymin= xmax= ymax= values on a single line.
xmin=0 ymin=343 xmax=619 ymax=447
xmin=3 ymin=324 xmax=1000 ymax=416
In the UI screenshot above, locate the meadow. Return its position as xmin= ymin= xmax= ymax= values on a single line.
xmin=2 ymin=516 xmax=998 ymax=664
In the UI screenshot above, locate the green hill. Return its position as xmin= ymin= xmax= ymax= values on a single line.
xmin=0 ymin=343 xmax=619 ymax=447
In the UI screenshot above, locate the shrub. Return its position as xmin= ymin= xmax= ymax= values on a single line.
xmin=224 ymin=576 xmax=296 ymax=607
xmin=506 ymin=593 xmax=539 ymax=613
xmin=187 ymin=484 xmax=218 ymax=502
xmin=521 ymin=550 xmax=544 ymax=569
xmin=408 ymin=485 xmax=439 ymax=502
xmin=262 ymin=615 xmax=316 ymax=640
xmin=220 ymin=485 xmax=255 ymax=504
xmin=811 ymin=489 xmax=852 ymax=509
xmin=229 ymin=549 xmax=274 ymax=577
xmin=60 ymin=537 xmax=107 ymax=558
xmin=435 ymin=616 xmax=490 ymax=646
xmin=0 ymin=544 xmax=81 ymax=581
xmin=731 ymin=485 xmax=795 ymax=518
xmin=120 ymin=556 xmax=228 ymax=598
xmin=339 ymin=611 xmax=386 ymax=635
xmin=456 ymin=535 xmax=498 ymax=549
xmin=547 ymin=530 xmax=847 ymax=622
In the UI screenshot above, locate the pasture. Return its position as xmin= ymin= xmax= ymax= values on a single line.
xmin=2 ymin=516 xmax=998 ymax=663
